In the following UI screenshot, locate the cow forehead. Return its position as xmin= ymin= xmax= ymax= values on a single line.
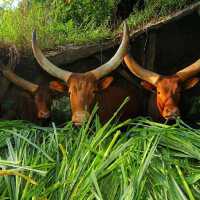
xmin=157 ymin=76 xmax=180 ymax=89
xmin=68 ymin=73 xmax=97 ymax=91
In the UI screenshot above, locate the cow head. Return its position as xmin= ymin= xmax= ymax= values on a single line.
xmin=34 ymin=85 xmax=53 ymax=119
xmin=49 ymin=73 xmax=113 ymax=126
xmin=32 ymin=23 xmax=129 ymax=126
xmin=0 ymin=65 xmax=54 ymax=119
xmin=124 ymin=53 xmax=200 ymax=120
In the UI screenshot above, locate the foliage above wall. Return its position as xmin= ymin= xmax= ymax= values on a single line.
xmin=0 ymin=0 xmax=199 ymax=49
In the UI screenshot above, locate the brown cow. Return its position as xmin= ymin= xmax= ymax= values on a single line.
xmin=0 ymin=64 xmax=58 ymax=123
xmin=124 ymin=52 xmax=200 ymax=121
xmin=32 ymin=23 xmax=143 ymax=126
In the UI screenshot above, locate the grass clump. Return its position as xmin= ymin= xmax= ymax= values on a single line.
xmin=0 ymin=116 xmax=200 ymax=199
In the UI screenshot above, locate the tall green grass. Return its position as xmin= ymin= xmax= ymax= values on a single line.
xmin=0 ymin=116 xmax=200 ymax=199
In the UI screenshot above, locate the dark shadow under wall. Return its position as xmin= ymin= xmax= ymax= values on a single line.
xmin=154 ymin=12 xmax=200 ymax=75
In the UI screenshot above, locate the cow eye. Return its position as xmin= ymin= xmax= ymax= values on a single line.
xmin=157 ymin=91 xmax=160 ymax=95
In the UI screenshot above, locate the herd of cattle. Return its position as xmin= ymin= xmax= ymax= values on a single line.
xmin=0 ymin=22 xmax=200 ymax=126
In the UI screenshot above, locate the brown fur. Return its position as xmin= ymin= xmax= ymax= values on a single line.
xmin=50 ymin=72 xmax=143 ymax=125
xmin=1 ymin=84 xmax=55 ymax=124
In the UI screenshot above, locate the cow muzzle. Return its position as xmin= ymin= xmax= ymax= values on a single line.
xmin=162 ymin=106 xmax=180 ymax=120
xmin=72 ymin=111 xmax=90 ymax=126
xmin=38 ymin=110 xmax=50 ymax=119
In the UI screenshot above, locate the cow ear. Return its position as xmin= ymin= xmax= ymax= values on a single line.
xmin=49 ymin=81 xmax=66 ymax=92
xmin=99 ymin=76 xmax=114 ymax=90
xmin=141 ymin=81 xmax=155 ymax=91
xmin=183 ymin=77 xmax=200 ymax=90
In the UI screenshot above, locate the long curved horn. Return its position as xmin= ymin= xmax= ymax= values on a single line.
xmin=124 ymin=53 xmax=160 ymax=85
xmin=1 ymin=66 xmax=39 ymax=93
xmin=176 ymin=58 xmax=200 ymax=81
xmin=90 ymin=22 xmax=129 ymax=79
xmin=32 ymin=31 xmax=72 ymax=82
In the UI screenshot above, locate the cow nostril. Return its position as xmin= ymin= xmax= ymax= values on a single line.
xmin=165 ymin=108 xmax=169 ymax=113
xmin=38 ymin=111 xmax=50 ymax=119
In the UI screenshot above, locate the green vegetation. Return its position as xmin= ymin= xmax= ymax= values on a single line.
xmin=127 ymin=0 xmax=199 ymax=29
xmin=0 ymin=0 xmax=115 ymax=48
xmin=0 ymin=0 xmax=200 ymax=49
xmin=1 ymin=114 xmax=200 ymax=199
